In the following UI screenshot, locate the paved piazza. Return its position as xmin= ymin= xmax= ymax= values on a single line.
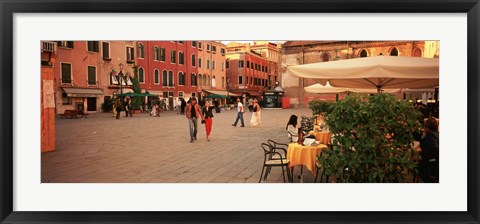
xmin=42 ymin=108 xmax=320 ymax=183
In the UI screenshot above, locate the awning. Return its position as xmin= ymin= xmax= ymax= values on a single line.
xmin=203 ymin=90 xmax=240 ymax=97
xmin=62 ymin=87 xmax=104 ymax=98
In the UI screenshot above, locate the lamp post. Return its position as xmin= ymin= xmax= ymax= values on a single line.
xmin=118 ymin=63 xmax=124 ymax=104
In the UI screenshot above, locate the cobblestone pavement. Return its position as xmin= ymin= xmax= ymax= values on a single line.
xmin=42 ymin=108 xmax=320 ymax=183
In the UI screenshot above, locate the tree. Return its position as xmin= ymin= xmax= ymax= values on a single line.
xmin=319 ymin=93 xmax=421 ymax=183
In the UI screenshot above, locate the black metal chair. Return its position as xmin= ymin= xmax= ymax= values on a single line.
xmin=259 ymin=143 xmax=292 ymax=183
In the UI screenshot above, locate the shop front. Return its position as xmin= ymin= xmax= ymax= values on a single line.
xmin=60 ymin=87 xmax=104 ymax=113
xmin=262 ymin=90 xmax=285 ymax=108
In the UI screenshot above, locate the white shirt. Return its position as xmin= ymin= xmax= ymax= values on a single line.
xmin=287 ymin=124 xmax=298 ymax=142
xmin=237 ymin=102 xmax=244 ymax=112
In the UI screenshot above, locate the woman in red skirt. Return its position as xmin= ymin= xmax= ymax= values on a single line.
xmin=202 ymin=100 xmax=214 ymax=141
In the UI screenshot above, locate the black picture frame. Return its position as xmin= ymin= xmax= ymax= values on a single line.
xmin=1 ymin=0 xmax=479 ymax=223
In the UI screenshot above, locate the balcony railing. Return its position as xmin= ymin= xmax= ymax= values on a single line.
xmin=41 ymin=41 xmax=56 ymax=52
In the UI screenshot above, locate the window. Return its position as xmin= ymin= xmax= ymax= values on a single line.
xmin=212 ymin=76 xmax=216 ymax=87
xmin=390 ymin=47 xmax=399 ymax=56
xmin=152 ymin=47 xmax=158 ymax=60
xmin=198 ymin=58 xmax=202 ymax=68
xmin=203 ymin=75 xmax=207 ymax=86
xmin=162 ymin=70 xmax=168 ymax=87
xmin=262 ymin=66 xmax=265 ymax=72
xmin=192 ymin=41 xmax=197 ymax=47
xmin=178 ymin=72 xmax=186 ymax=86
xmin=179 ymin=52 xmax=184 ymax=65
xmin=87 ymin=41 xmax=99 ymax=52
xmin=62 ymin=92 xmax=71 ymax=105
xmin=198 ymin=42 xmax=202 ymax=49
xmin=126 ymin=46 xmax=134 ymax=63
xmin=207 ymin=59 xmax=210 ymax=69
xmin=168 ymin=71 xmax=174 ymax=86
xmin=87 ymin=66 xmax=96 ymax=85
xmin=212 ymin=60 xmax=216 ymax=70
xmin=61 ymin=63 xmax=72 ymax=84
xmin=239 ymin=76 xmax=243 ymax=85
xmin=221 ymin=77 xmax=225 ymax=87
xmin=102 ymin=42 xmax=110 ymax=59
xmin=192 ymin=54 xmax=196 ymax=67
xmin=57 ymin=41 xmax=74 ymax=48
xmin=191 ymin=73 xmax=197 ymax=86
xmin=159 ymin=48 xmax=166 ymax=61
xmin=137 ymin=43 xmax=144 ymax=58
xmin=360 ymin=49 xmax=368 ymax=57
xmin=212 ymin=46 xmax=217 ymax=53
xmin=178 ymin=91 xmax=184 ymax=98
xmin=246 ymin=61 xmax=250 ymax=68
xmin=170 ymin=50 xmax=176 ymax=63
xmin=154 ymin=70 xmax=159 ymax=84
xmin=207 ymin=44 xmax=211 ymax=52
xmin=226 ymin=61 xmax=229 ymax=68
xmin=246 ymin=76 xmax=249 ymax=84
xmin=207 ymin=75 xmax=210 ymax=86
xmin=221 ymin=61 xmax=225 ymax=71
xmin=198 ymin=75 xmax=202 ymax=86
xmin=178 ymin=41 xmax=184 ymax=44
xmin=139 ymin=67 xmax=145 ymax=83
xmin=238 ymin=60 xmax=244 ymax=68
xmin=221 ymin=48 xmax=225 ymax=55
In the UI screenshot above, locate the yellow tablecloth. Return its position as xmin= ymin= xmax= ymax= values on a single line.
xmin=308 ymin=131 xmax=332 ymax=144
xmin=287 ymin=143 xmax=328 ymax=175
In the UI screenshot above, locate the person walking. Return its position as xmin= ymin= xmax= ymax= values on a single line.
xmin=250 ymin=99 xmax=262 ymax=127
xmin=203 ymin=100 xmax=214 ymax=141
xmin=114 ymin=98 xmax=122 ymax=120
xmin=232 ymin=98 xmax=245 ymax=127
xmin=185 ymin=98 xmax=205 ymax=143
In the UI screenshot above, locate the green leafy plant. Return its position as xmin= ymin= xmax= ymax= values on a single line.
xmin=130 ymin=66 xmax=143 ymax=110
xmin=309 ymin=100 xmax=335 ymax=116
xmin=319 ymin=93 xmax=421 ymax=183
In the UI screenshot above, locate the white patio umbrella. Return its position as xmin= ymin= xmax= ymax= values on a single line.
xmin=304 ymin=82 xmax=401 ymax=94
xmin=288 ymin=56 xmax=439 ymax=90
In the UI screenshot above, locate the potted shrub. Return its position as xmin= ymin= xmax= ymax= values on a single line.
xmin=319 ymin=93 xmax=421 ymax=183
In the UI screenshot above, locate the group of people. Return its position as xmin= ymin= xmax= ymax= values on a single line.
xmin=184 ymin=97 xmax=214 ymax=143
xmin=114 ymin=97 xmax=133 ymax=119
xmin=183 ymin=97 xmax=262 ymax=143
xmin=232 ymin=98 xmax=261 ymax=128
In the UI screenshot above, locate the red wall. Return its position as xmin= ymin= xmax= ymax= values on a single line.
xmin=136 ymin=41 xmax=198 ymax=97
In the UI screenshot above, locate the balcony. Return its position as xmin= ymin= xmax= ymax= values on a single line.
xmin=41 ymin=41 xmax=56 ymax=53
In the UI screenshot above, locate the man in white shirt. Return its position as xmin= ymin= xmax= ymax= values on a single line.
xmin=232 ymin=98 xmax=245 ymax=127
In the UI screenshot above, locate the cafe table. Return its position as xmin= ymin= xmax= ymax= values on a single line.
xmin=308 ymin=130 xmax=332 ymax=144
xmin=287 ymin=143 xmax=328 ymax=180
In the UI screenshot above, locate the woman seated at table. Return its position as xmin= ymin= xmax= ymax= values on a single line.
xmin=286 ymin=115 xmax=299 ymax=142
xmin=413 ymin=118 xmax=439 ymax=183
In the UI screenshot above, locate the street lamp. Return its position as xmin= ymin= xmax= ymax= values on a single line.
xmin=118 ymin=63 xmax=124 ymax=104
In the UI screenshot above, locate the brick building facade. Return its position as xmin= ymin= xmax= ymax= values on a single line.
xmin=279 ymin=41 xmax=440 ymax=107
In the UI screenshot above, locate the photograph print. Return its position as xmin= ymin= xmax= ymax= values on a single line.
xmin=40 ymin=40 xmax=440 ymax=183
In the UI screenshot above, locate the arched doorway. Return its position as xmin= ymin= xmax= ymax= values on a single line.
xmin=321 ymin=52 xmax=330 ymax=62
xmin=360 ymin=49 xmax=368 ymax=57
xmin=412 ymin=47 xmax=422 ymax=57
xmin=390 ymin=47 xmax=399 ymax=56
